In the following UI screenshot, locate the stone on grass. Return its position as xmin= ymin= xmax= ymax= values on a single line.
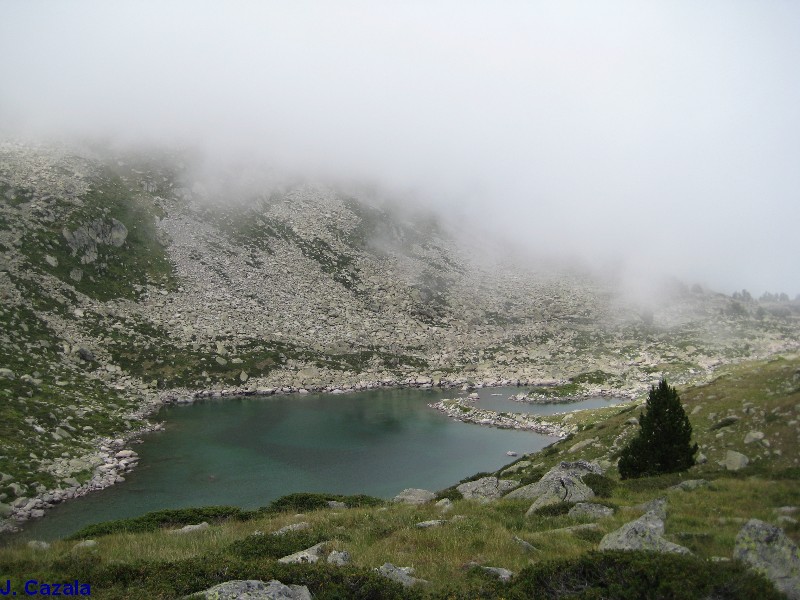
xmin=456 ymin=476 xmax=518 ymax=502
xmin=278 ymin=541 xmax=328 ymax=564
xmin=271 ymin=522 xmax=309 ymax=536
xmin=327 ymin=550 xmax=351 ymax=566
xmin=393 ymin=488 xmax=435 ymax=505
xmin=723 ymin=450 xmax=749 ymax=471
xmin=416 ymin=519 xmax=447 ymax=528
xmin=375 ymin=563 xmax=429 ymax=587
xmin=568 ymin=502 xmax=614 ymax=519
xmin=435 ymin=498 xmax=453 ymax=513
xmin=744 ymin=431 xmax=765 ymax=444
xmin=169 ymin=521 xmax=209 ymax=534
xmin=72 ymin=540 xmax=97 ymax=551
xmin=598 ymin=509 xmax=691 ymax=554
xmin=733 ymin=519 xmax=800 ymax=599
xmin=481 ymin=566 xmax=514 ymax=581
xmin=192 ymin=579 xmax=312 ymax=600
xmin=27 ymin=540 xmax=50 ymax=550
xmin=670 ymin=479 xmax=709 ymax=492
xmin=506 ymin=460 xmax=602 ymax=501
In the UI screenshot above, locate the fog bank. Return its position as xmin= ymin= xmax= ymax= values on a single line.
xmin=2 ymin=1 xmax=798 ymax=296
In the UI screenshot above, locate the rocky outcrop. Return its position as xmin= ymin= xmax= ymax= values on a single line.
xmin=505 ymin=461 xmax=601 ymax=515
xmin=733 ymin=519 xmax=800 ymax=599
xmin=376 ymin=563 xmax=429 ymax=587
xmin=191 ymin=579 xmax=312 ymax=600
xmin=456 ymin=476 xmax=518 ymax=502
xmin=598 ymin=504 xmax=690 ymax=554
xmin=277 ymin=542 xmax=329 ymax=564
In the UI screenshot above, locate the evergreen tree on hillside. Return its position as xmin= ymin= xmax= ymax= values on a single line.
xmin=618 ymin=379 xmax=698 ymax=479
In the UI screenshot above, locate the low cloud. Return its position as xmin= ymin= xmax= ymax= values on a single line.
xmin=2 ymin=1 xmax=798 ymax=296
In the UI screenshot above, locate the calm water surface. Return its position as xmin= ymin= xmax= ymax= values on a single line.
xmin=15 ymin=386 xmax=619 ymax=541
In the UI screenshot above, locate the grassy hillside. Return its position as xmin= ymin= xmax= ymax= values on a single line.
xmin=1 ymin=356 xmax=797 ymax=598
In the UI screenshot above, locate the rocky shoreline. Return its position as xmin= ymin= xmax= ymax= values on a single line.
xmin=0 ymin=373 xmax=642 ymax=535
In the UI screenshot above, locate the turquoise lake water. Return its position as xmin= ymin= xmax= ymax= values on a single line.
xmin=13 ymin=387 xmax=620 ymax=541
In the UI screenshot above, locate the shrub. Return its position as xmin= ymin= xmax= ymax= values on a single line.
xmin=505 ymin=551 xmax=784 ymax=599
xmin=618 ymin=379 xmax=698 ymax=480
xmin=261 ymin=493 xmax=384 ymax=514
xmin=66 ymin=506 xmax=252 ymax=539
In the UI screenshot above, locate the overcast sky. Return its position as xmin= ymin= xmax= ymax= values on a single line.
xmin=2 ymin=1 xmax=798 ymax=296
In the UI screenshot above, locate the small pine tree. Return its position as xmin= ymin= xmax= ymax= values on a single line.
xmin=618 ymin=379 xmax=698 ymax=479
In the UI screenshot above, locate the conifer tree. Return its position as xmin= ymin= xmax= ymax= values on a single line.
xmin=618 ymin=379 xmax=698 ymax=479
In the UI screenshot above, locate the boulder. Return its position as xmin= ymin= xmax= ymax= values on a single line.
xmin=525 ymin=477 xmax=595 ymax=515
xmin=416 ymin=519 xmax=447 ymax=528
xmin=733 ymin=519 xmax=800 ymax=599
xmin=568 ymin=502 xmax=614 ymax=519
xmin=393 ymin=488 xmax=435 ymax=505
xmin=435 ymin=498 xmax=453 ymax=513
xmin=670 ymin=479 xmax=709 ymax=492
xmin=271 ymin=522 xmax=309 ymax=536
xmin=375 ymin=563 xmax=429 ymax=587
xmin=327 ymin=550 xmax=351 ymax=566
xmin=169 ymin=522 xmax=209 ymax=534
xmin=456 ymin=476 xmax=518 ymax=502
xmin=27 ymin=540 xmax=50 ymax=550
xmin=598 ymin=510 xmax=690 ymax=554
xmin=72 ymin=540 xmax=98 ymax=551
xmin=278 ymin=541 xmax=328 ymax=564
xmin=192 ymin=579 xmax=312 ymax=600
xmin=506 ymin=461 xmax=602 ymax=501
xmin=744 ymin=431 xmax=765 ymax=444
xmin=723 ymin=450 xmax=749 ymax=471
xmin=480 ymin=566 xmax=514 ymax=581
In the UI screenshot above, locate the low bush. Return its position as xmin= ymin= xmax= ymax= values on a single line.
xmin=260 ymin=492 xmax=384 ymax=514
xmin=504 ymin=551 xmax=784 ymax=599
xmin=66 ymin=506 xmax=253 ymax=539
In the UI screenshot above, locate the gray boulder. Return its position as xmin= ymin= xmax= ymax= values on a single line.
xmin=327 ymin=550 xmax=351 ymax=566
xmin=169 ymin=522 xmax=209 ymax=534
xmin=669 ymin=479 xmax=709 ymax=492
xmin=278 ymin=542 xmax=328 ymax=564
xmin=568 ymin=502 xmax=614 ymax=520
xmin=456 ymin=477 xmax=518 ymax=502
xmin=525 ymin=477 xmax=595 ymax=515
xmin=271 ymin=522 xmax=309 ymax=536
xmin=393 ymin=488 xmax=435 ymax=505
xmin=599 ymin=510 xmax=691 ymax=554
xmin=506 ymin=460 xmax=602 ymax=501
xmin=733 ymin=519 xmax=800 ymax=599
xmin=480 ymin=566 xmax=514 ymax=581
xmin=416 ymin=519 xmax=447 ymax=528
xmin=375 ymin=563 xmax=429 ymax=587
xmin=723 ymin=450 xmax=749 ymax=471
xmin=191 ymin=579 xmax=312 ymax=600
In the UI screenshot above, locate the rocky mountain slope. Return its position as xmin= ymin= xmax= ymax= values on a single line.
xmin=1 ymin=141 xmax=799 ymax=532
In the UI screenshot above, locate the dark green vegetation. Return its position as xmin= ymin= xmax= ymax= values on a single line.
xmin=66 ymin=493 xmax=385 ymax=540
xmin=618 ymin=379 xmax=698 ymax=479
